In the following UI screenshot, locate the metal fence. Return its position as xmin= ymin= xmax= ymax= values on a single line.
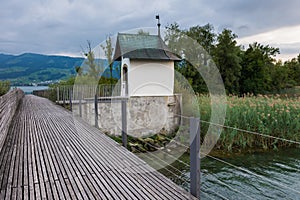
xmin=33 ymin=84 xmax=121 ymax=103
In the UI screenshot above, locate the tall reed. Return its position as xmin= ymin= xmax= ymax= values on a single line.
xmin=198 ymin=94 xmax=300 ymax=151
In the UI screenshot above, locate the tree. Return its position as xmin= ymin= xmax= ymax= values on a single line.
xmin=101 ymin=36 xmax=114 ymax=85
xmin=185 ymin=23 xmax=216 ymax=53
xmin=137 ymin=29 xmax=150 ymax=35
xmin=284 ymin=55 xmax=300 ymax=86
xmin=213 ymin=29 xmax=242 ymax=94
xmin=165 ymin=23 xmax=218 ymax=93
xmin=240 ymin=42 xmax=279 ymax=94
xmin=165 ymin=22 xmax=183 ymax=56
xmin=84 ymin=41 xmax=102 ymax=82
xmin=270 ymin=61 xmax=291 ymax=91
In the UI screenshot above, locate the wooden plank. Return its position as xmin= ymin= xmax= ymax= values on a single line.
xmin=10 ymin=187 xmax=17 ymax=200
xmin=27 ymin=115 xmax=35 ymax=200
xmin=31 ymin=119 xmax=47 ymax=200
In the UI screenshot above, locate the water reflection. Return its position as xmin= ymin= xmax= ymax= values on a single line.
xmin=159 ymin=148 xmax=300 ymax=200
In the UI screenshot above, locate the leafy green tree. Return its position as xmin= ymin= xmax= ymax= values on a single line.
xmin=84 ymin=41 xmax=102 ymax=82
xmin=185 ymin=23 xmax=215 ymax=54
xmin=165 ymin=23 xmax=217 ymax=93
xmin=284 ymin=55 xmax=300 ymax=86
xmin=164 ymin=22 xmax=183 ymax=56
xmin=270 ymin=61 xmax=291 ymax=91
xmin=101 ymin=36 xmax=114 ymax=85
xmin=213 ymin=29 xmax=242 ymax=94
xmin=240 ymin=42 xmax=279 ymax=94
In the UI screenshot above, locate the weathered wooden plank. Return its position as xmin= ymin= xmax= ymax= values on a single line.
xmin=31 ymin=119 xmax=47 ymax=200
xmin=64 ymin=178 xmax=77 ymax=199
xmin=27 ymin=115 xmax=35 ymax=200
xmin=83 ymin=174 xmax=103 ymax=199
xmin=34 ymin=183 xmax=41 ymax=199
xmin=10 ymin=187 xmax=17 ymax=200
xmin=54 ymin=180 xmax=66 ymax=200
xmin=91 ymin=173 xmax=113 ymax=199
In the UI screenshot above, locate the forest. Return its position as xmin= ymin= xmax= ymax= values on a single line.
xmin=165 ymin=23 xmax=300 ymax=95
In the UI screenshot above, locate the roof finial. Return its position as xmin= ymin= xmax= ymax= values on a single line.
xmin=155 ymin=15 xmax=161 ymax=37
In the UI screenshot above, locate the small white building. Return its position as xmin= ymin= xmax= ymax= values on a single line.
xmin=113 ymin=33 xmax=180 ymax=97
xmin=75 ymin=33 xmax=182 ymax=137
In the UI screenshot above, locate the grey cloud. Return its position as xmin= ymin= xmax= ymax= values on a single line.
xmin=1 ymin=0 xmax=300 ymax=57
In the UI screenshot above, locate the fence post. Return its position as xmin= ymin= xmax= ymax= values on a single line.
xmin=69 ymin=88 xmax=72 ymax=112
xmin=79 ymin=91 xmax=82 ymax=117
xmin=57 ymin=87 xmax=59 ymax=102
xmin=121 ymin=99 xmax=127 ymax=148
xmin=190 ymin=117 xmax=200 ymax=199
xmin=94 ymin=92 xmax=99 ymax=128
xmin=63 ymin=86 xmax=66 ymax=107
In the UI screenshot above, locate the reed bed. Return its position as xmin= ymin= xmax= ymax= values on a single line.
xmin=198 ymin=94 xmax=300 ymax=151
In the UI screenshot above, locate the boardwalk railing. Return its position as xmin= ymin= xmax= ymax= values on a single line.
xmin=33 ymin=84 xmax=121 ymax=103
xmin=0 ymin=89 xmax=24 ymax=151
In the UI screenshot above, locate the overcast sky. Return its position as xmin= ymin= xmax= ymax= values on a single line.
xmin=1 ymin=0 xmax=300 ymax=60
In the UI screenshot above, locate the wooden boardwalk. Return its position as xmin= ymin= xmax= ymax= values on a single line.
xmin=0 ymin=95 xmax=194 ymax=199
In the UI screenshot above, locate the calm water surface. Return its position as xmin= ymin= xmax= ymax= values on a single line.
xmin=160 ymin=148 xmax=300 ymax=200
xmin=10 ymin=86 xmax=48 ymax=94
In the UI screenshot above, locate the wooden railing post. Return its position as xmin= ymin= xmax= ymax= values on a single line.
xmin=57 ymin=87 xmax=59 ymax=102
xmin=69 ymin=87 xmax=72 ymax=112
xmin=63 ymin=86 xmax=66 ymax=107
xmin=190 ymin=117 xmax=201 ymax=199
xmin=79 ymin=91 xmax=82 ymax=117
xmin=121 ymin=99 xmax=127 ymax=148
xmin=94 ymin=92 xmax=99 ymax=128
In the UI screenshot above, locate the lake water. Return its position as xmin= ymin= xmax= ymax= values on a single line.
xmin=10 ymin=86 xmax=49 ymax=94
xmin=159 ymin=148 xmax=300 ymax=200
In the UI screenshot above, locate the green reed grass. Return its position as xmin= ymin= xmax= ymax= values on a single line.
xmin=198 ymin=94 xmax=300 ymax=151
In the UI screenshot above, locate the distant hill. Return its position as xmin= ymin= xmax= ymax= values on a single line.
xmin=0 ymin=53 xmax=84 ymax=85
xmin=0 ymin=53 xmax=121 ymax=85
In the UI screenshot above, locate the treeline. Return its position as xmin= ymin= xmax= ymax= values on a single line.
xmin=165 ymin=23 xmax=300 ymax=95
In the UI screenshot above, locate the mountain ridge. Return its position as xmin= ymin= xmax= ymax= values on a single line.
xmin=0 ymin=53 xmax=121 ymax=85
xmin=0 ymin=53 xmax=84 ymax=85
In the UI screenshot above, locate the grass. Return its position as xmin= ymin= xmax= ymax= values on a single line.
xmin=198 ymin=94 xmax=300 ymax=151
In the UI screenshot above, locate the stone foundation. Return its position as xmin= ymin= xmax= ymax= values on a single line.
xmin=72 ymin=95 xmax=181 ymax=137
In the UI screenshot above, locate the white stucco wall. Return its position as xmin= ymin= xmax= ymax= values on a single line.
xmin=127 ymin=60 xmax=174 ymax=96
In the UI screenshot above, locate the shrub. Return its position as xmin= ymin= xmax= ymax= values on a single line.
xmin=0 ymin=81 xmax=10 ymax=96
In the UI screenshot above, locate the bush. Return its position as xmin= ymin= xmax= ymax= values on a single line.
xmin=0 ymin=81 xmax=10 ymax=96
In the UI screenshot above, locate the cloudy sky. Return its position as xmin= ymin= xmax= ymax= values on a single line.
xmin=1 ymin=0 xmax=300 ymax=60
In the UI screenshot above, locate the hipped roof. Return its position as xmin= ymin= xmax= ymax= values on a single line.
xmin=113 ymin=33 xmax=180 ymax=61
